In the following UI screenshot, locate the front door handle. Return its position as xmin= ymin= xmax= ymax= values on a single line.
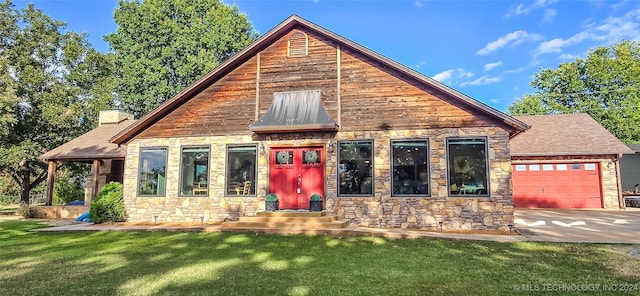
xmin=297 ymin=175 xmax=301 ymax=194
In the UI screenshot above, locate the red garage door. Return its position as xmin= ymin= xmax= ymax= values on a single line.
xmin=513 ymin=163 xmax=602 ymax=208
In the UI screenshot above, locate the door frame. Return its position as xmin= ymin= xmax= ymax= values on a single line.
xmin=267 ymin=143 xmax=328 ymax=210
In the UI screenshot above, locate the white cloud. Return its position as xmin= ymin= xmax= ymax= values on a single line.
xmin=594 ymin=8 xmax=640 ymax=41
xmin=461 ymin=75 xmax=502 ymax=87
xmin=490 ymin=98 xmax=499 ymax=104
xmin=559 ymin=53 xmax=579 ymax=60
xmin=533 ymin=31 xmax=591 ymax=57
xmin=532 ymin=8 xmax=640 ymax=58
xmin=415 ymin=61 xmax=427 ymax=69
xmin=484 ymin=61 xmax=504 ymax=71
xmin=415 ymin=1 xmax=424 ymax=8
xmin=432 ymin=68 xmax=473 ymax=84
xmin=476 ymin=30 xmax=542 ymax=55
xmin=506 ymin=0 xmax=559 ymax=18
xmin=542 ymin=9 xmax=557 ymax=24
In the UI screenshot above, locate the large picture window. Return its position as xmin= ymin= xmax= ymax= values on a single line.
xmin=338 ymin=141 xmax=373 ymax=196
xmin=180 ymin=147 xmax=210 ymax=196
xmin=391 ymin=140 xmax=429 ymax=196
xmin=226 ymin=146 xmax=257 ymax=196
xmin=447 ymin=138 xmax=489 ymax=196
xmin=138 ymin=147 xmax=167 ymax=196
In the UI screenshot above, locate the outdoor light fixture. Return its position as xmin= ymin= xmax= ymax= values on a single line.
xmin=154 ymin=215 xmax=158 ymax=225
xmin=508 ymin=224 xmax=514 ymax=235
xmin=200 ymin=216 xmax=204 ymax=226
xmin=259 ymin=142 xmax=266 ymax=155
xmin=438 ymin=221 xmax=443 ymax=232
xmin=327 ymin=139 xmax=334 ymax=152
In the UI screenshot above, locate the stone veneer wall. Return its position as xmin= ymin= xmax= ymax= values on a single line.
xmin=123 ymin=126 xmax=514 ymax=231
xmin=512 ymin=156 xmax=622 ymax=209
xmin=84 ymin=160 xmax=112 ymax=205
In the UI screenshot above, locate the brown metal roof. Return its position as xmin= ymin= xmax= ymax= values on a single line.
xmin=111 ymin=15 xmax=528 ymax=144
xmin=40 ymin=119 xmax=136 ymax=162
xmin=511 ymin=114 xmax=633 ymax=157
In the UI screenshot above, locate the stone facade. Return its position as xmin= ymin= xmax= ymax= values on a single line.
xmin=123 ymin=126 xmax=515 ymax=231
xmin=84 ymin=160 xmax=112 ymax=205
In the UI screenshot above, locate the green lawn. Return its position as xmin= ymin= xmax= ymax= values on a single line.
xmin=0 ymin=220 xmax=638 ymax=296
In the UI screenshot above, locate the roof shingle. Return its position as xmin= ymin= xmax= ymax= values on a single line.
xmin=40 ymin=119 xmax=136 ymax=162
xmin=511 ymin=113 xmax=633 ymax=156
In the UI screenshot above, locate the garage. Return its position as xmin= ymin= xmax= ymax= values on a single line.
xmin=512 ymin=162 xmax=602 ymax=208
xmin=510 ymin=114 xmax=633 ymax=209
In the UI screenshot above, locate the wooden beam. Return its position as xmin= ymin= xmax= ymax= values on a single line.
xmin=91 ymin=160 xmax=101 ymax=202
xmin=336 ymin=44 xmax=341 ymax=129
xmin=45 ymin=161 xmax=56 ymax=206
xmin=255 ymin=52 xmax=261 ymax=121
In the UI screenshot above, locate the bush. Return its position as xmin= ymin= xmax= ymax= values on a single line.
xmin=266 ymin=193 xmax=278 ymax=201
xmin=310 ymin=193 xmax=322 ymax=201
xmin=53 ymin=169 xmax=85 ymax=205
xmin=18 ymin=202 xmax=38 ymax=218
xmin=0 ymin=195 xmax=19 ymax=206
xmin=89 ymin=182 xmax=126 ymax=224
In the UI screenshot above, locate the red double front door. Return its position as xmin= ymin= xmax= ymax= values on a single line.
xmin=269 ymin=147 xmax=324 ymax=210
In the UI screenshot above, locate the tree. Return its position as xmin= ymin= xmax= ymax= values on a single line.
xmin=0 ymin=1 xmax=115 ymax=203
xmin=507 ymin=40 xmax=640 ymax=143
xmin=105 ymin=0 xmax=257 ymax=118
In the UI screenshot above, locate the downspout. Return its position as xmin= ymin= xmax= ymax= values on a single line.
xmin=615 ymin=154 xmax=625 ymax=209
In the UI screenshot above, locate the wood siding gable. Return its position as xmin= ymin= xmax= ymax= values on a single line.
xmin=113 ymin=15 xmax=528 ymax=144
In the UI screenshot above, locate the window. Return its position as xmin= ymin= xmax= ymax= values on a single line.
xmin=226 ymin=146 xmax=257 ymax=196
xmin=338 ymin=141 xmax=373 ymax=196
xmin=391 ymin=140 xmax=429 ymax=196
xmin=138 ymin=147 xmax=167 ymax=196
xmin=180 ymin=147 xmax=210 ymax=196
xmin=447 ymin=138 xmax=489 ymax=196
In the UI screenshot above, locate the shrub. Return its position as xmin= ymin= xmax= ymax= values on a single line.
xmin=266 ymin=193 xmax=278 ymax=201
xmin=18 ymin=202 xmax=38 ymax=218
xmin=89 ymin=182 xmax=126 ymax=224
xmin=53 ymin=173 xmax=84 ymax=205
xmin=310 ymin=193 xmax=322 ymax=201
xmin=0 ymin=195 xmax=19 ymax=206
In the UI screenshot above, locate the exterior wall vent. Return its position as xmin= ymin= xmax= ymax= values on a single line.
xmin=288 ymin=31 xmax=308 ymax=57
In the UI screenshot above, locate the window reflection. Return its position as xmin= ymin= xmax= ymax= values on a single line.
xmin=338 ymin=141 xmax=373 ymax=195
xmin=392 ymin=140 xmax=429 ymax=196
xmin=226 ymin=146 xmax=257 ymax=195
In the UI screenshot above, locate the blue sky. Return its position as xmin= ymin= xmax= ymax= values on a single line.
xmin=12 ymin=0 xmax=640 ymax=112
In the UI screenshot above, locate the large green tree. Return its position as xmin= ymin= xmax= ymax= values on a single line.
xmin=105 ymin=0 xmax=257 ymax=117
xmin=0 ymin=1 xmax=115 ymax=203
xmin=507 ymin=40 xmax=640 ymax=143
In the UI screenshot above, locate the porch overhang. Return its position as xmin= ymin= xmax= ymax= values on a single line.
xmin=249 ymin=89 xmax=338 ymax=133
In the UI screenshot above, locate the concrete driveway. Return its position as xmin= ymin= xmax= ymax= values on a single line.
xmin=514 ymin=208 xmax=640 ymax=244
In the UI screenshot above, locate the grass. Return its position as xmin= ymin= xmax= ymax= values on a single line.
xmin=0 ymin=220 xmax=639 ymax=296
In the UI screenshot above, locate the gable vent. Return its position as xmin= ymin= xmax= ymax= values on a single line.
xmin=288 ymin=31 xmax=308 ymax=57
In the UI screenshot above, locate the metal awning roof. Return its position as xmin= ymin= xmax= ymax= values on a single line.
xmin=249 ymin=90 xmax=338 ymax=133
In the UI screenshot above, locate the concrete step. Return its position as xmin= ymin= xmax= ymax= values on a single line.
xmin=222 ymin=220 xmax=349 ymax=229
xmin=257 ymin=211 xmax=327 ymax=218
xmin=219 ymin=226 xmax=357 ymax=236
xmin=238 ymin=216 xmax=337 ymax=223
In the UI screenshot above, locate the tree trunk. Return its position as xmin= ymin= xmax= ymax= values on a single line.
xmin=19 ymin=171 xmax=31 ymax=204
